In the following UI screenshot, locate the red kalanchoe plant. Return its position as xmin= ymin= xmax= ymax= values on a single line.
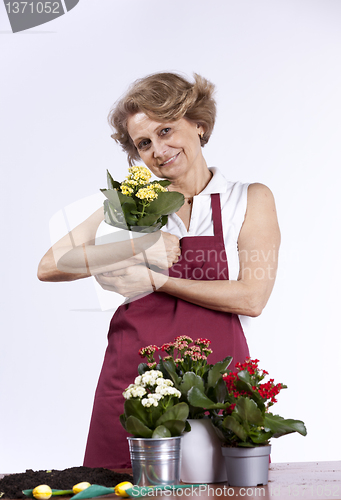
xmin=210 ymin=358 xmax=307 ymax=447
xmin=223 ymin=358 xmax=284 ymax=410
xmin=138 ymin=336 xmax=232 ymax=419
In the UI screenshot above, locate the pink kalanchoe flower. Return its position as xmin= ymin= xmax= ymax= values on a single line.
xmin=174 ymin=335 xmax=193 ymax=344
xmin=161 ymin=342 xmax=175 ymax=353
xmin=147 ymin=362 xmax=157 ymax=368
xmin=139 ymin=345 xmax=158 ymax=358
xmin=175 ymin=342 xmax=189 ymax=351
xmin=195 ymin=338 xmax=211 ymax=347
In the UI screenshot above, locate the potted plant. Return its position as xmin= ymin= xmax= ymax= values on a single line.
xmin=120 ymin=369 xmax=189 ymax=486
xmin=101 ymin=167 xmax=184 ymax=233
xmin=138 ymin=336 xmax=232 ymax=483
xmin=189 ymin=357 xmax=307 ymax=487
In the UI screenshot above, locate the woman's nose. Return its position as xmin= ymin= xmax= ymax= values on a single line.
xmin=152 ymin=139 xmax=167 ymax=159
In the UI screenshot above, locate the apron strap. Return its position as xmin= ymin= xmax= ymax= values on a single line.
xmin=211 ymin=193 xmax=224 ymax=239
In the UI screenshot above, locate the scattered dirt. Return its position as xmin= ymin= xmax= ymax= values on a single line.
xmin=0 ymin=467 xmax=133 ymax=499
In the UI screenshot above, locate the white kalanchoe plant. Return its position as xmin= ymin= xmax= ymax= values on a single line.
xmin=120 ymin=370 xmax=189 ymax=438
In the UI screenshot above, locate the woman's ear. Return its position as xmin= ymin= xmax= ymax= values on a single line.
xmin=196 ymin=124 xmax=204 ymax=138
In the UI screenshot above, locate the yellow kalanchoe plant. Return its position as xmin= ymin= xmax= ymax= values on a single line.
xmin=101 ymin=166 xmax=184 ymax=233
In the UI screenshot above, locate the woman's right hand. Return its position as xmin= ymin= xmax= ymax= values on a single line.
xmin=142 ymin=231 xmax=181 ymax=269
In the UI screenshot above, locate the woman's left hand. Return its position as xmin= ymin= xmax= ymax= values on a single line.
xmin=95 ymin=264 xmax=168 ymax=299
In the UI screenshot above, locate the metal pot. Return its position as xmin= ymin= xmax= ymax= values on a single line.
xmin=128 ymin=436 xmax=182 ymax=486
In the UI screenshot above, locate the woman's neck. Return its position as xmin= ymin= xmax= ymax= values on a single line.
xmin=168 ymin=163 xmax=213 ymax=198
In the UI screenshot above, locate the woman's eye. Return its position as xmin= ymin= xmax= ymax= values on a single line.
xmin=137 ymin=139 xmax=151 ymax=150
xmin=160 ymin=128 xmax=171 ymax=136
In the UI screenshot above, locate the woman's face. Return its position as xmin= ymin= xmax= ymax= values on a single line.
xmin=127 ymin=113 xmax=205 ymax=181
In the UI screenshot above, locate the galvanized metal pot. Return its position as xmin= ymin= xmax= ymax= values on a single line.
xmin=127 ymin=436 xmax=182 ymax=486
xmin=181 ymin=419 xmax=227 ymax=483
xmin=221 ymin=445 xmax=271 ymax=487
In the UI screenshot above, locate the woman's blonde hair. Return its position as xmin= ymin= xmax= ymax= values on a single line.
xmin=108 ymin=72 xmax=216 ymax=166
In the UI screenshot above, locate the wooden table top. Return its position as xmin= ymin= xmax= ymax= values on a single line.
xmin=2 ymin=461 xmax=340 ymax=500
xmin=118 ymin=461 xmax=341 ymax=499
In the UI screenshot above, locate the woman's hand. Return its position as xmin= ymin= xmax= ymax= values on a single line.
xmin=95 ymin=265 xmax=168 ymax=299
xmin=142 ymin=231 xmax=181 ymax=269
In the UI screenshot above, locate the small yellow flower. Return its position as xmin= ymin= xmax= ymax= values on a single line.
xmin=136 ymin=187 xmax=158 ymax=203
xmin=120 ymin=184 xmax=134 ymax=195
xmin=32 ymin=485 xmax=52 ymax=500
xmin=72 ymin=482 xmax=91 ymax=494
xmin=114 ymin=481 xmax=133 ymax=497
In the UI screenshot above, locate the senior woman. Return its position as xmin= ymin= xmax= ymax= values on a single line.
xmin=38 ymin=72 xmax=280 ymax=469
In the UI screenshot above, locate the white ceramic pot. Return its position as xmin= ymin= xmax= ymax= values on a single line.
xmin=221 ymin=445 xmax=271 ymax=487
xmin=181 ymin=419 xmax=227 ymax=483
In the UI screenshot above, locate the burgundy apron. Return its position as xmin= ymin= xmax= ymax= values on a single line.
xmin=83 ymin=193 xmax=249 ymax=468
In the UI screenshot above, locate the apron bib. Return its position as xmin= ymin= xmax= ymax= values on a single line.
xmin=84 ymin=193 xmax=249 ymax=468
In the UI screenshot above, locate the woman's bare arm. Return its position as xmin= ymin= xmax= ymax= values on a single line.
xmin=37 ymin=207 xmax=180 ymax=282
xmin=37 ymin=207 xmax=105 ymax=282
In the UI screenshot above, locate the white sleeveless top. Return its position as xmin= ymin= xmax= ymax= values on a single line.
xmin=163 ymin=167 xmax=249 ymax=280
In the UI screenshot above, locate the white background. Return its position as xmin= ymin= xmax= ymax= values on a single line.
xmin=1 ymin=0 xmax=341 ymax=473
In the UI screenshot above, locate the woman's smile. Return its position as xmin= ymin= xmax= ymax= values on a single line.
xmin=159 ymin=152 xmax=181 ymax=167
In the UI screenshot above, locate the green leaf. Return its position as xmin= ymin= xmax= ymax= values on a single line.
xmin=119 ymin=413 xmax=127 ymax=430
xmin=125 ymin=415 xmax=153 ymax=438
xmin=179 ymin=372 xmax=205 ymax=396
xmin=223 ymin=415 xmax=248 ymax=441
xmin=101 ymin=188 xmax=121 ymax=205
xmin=124 ymin=399 xmax=149 ymax=426
xmin=121 ymin=205 xmax=139 ymax=225
xmin=155 ymin=402 xmax=189 ymax=426
xmin=117 ymin=190 xmax=137 ymax=207
xmin=106 ymin=170 xmax=121 ymax=190
xmin=152 ymin=425 xmax=171 ymax=438
xmin=264 ymin=413 xmax=307 ymax=438
xmin=145 ymin=192 xmax=185 ymax=215
xmin=23 ymin=490 xmax=73 ymax=498
xmin=235 ymin=371 xmax=266 ymax=411
xmin=209 ymin=376 xmax=229 ymax=404
xmin=138 ymin=363 xmax=149 ymax=375
xmin=155 ymin=180 xmax=171 ymax=188
xmin=161 ymin=419 xmax=187 ymax=436
xmin=184 ymin=420 xmax=191 ymax=432
xmin=187 ymin=386 xmax=228 ymax=410
xmin=234 ymin=397 xmax=264 ymax=425
xmin=72 ymin=485 xmax=115 ymax=500
xmin=207 ymin=356 xmax=233 ymax=388
xmin=136 ymin=213 xmax=163 ymax=226
xmin=160 ymin=359 xmax=181 ymax=387
xmin=248 ymin=428 xmax=272 ymax=445
xmin=103 ymin=199 xmax=128 ymax=229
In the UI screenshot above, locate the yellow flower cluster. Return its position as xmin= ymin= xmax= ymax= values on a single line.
xmin=136 ymin=182 xmax=167 ymax=202
xmin=127 ymin=166 xmax=151 ymax=184
xmin=151 ymin=182 xmax=168 ymax=193
xmin=136 ymin=187 xmax=159 ymax=202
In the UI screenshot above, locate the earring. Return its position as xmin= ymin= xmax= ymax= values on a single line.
xmin=200 ymin=131 xmax=204 ymax=139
